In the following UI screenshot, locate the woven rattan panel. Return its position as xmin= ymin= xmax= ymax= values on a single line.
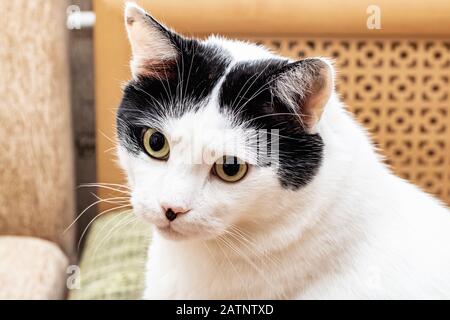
xmin=252 ymin=38 xmax=450 ymax=205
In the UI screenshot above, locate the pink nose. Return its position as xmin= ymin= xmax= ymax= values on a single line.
xmin=160 ymin=204 xmax=190 ymax=221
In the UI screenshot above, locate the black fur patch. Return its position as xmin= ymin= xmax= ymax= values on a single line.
xmin=117 ymin=36 xmax=324 ymax=189
xmin=117 ymin=39 xmax=231 ymax=154
xmin=219 ymin=59 xmax=324 ymax=190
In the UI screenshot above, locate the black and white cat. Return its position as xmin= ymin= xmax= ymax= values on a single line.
xmin=117 ymin=3 xmax=450 ymax=299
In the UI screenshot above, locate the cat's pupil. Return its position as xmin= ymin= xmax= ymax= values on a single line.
xmin=223 ymin=157 xmax=240 ymax=176
xmin=150 ymin=132 xmax=165 ymax=151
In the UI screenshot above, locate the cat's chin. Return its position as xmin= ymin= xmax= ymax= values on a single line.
xmin=156 ymin=225 xmax=189 ymax=241
xmin=155 ymin=224 xmax=220 ymax=241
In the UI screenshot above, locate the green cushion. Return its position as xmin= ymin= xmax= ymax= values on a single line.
xmin=68 ymin=211 xmax=152 ymax=300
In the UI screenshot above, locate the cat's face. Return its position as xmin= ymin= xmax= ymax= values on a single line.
xmin=117 ymin=3 xmax=333 ymax=241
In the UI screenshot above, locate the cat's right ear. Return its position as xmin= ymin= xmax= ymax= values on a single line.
xmin=125 ymin=3 xmax=179 ymax=79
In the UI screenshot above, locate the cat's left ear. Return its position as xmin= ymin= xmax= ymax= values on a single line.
xmin=271 ymin=58 xmax=335 ymax=133
xmin=124 ymin=3 xmax=179 ymax=79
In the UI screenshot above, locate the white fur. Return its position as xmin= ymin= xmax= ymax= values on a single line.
xmin=118 ymin=33 xmax=450 ymax=299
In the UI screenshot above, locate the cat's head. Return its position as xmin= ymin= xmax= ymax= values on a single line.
xmin=117 ymin=3 xmax=334 ymax=241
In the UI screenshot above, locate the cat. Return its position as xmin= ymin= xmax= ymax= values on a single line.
xmin=117 ymin=3 xmax=450 ymax=299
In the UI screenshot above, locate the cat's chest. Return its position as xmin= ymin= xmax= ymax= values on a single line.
xmin=143 ymin=241 xmax=299 ymax=299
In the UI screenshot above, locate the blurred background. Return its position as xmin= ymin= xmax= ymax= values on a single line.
xmin=0 ymin=0 xmax=449 ymax=300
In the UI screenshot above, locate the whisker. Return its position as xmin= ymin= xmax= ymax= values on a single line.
xmin=216 ymin=235 xmax=251 ymax=299
xmin=77 ymin=205 xmax=133 ymax=252
xmin=233 ymin=75 xmax=281 ymax=120
xmin=232 ymin=61 xmax=273 ymax=112
xmin=99 ymin=130 xmax=118 ymax=145
xmin=64 ymin=195 xmax=130 ymax=234
xmin=90 ymin=209 xmax=134 ymax=250
xmin=91 ymin=193 xmax=130 ymax=205
xmin=218 ymin=234 xmax=286 ymax=299
xmin=183 ymin=43 xmax=196 ymax=107
xmin=78 ymin=182 xmax=131 ymax=189
xmin=92 ymin=211 xmax=136 ymax=257
xmin=239 ymin=112 xmax=299 ymax=127
xmin=104 ymin=146 xmax=118 ymax=154
xmin=78 ymin=183 xmax=131 ymax=195
xmin=230 ymin=71 xmax=260 ymax=111
xmin=226 ymin=226 xmax=282 ymax=268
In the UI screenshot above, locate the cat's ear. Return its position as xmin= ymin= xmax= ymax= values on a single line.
xmin=272 ymin=58 xmax=334 ymax=133
xmin=125 ymin=3 xmax=179 ymax=79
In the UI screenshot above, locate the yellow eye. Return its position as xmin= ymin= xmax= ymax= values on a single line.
xmin=213 ymin=156 xmax=248 ymax=183
xmin=142 ymin=128 xmax=170 ymax=160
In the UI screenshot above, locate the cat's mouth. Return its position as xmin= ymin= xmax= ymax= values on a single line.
xmin=155 ymin=220 xmax=219 ymax=241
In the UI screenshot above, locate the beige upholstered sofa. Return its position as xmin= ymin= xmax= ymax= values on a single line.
xmin=0 ymin=0 xmax=74 ymax=299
